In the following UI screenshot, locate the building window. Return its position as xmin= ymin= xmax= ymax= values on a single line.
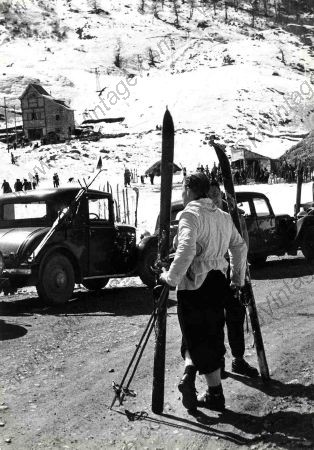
xmin=56 ymin=114 xmax=60 ymax=120
xmin=28 ymin=94 xmax=38 ymax=108
xmin=55 ymin=128 xmax=61 ymax=133
xmin=31 ymin=112 xmax=37 ymax=120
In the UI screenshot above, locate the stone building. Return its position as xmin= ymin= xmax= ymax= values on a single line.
xmin=20 ymin=83 xmax=75 ymax=141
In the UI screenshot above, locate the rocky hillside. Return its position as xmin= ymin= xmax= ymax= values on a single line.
xmin=281 ymin=129 xmax=314 ymax=163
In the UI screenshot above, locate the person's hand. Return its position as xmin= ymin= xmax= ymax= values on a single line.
xmin=159 ymin=267 xmax=168 ymax=285
xmin=159 ymin=268 xmax=176 ymax=290
xmin=230 ymin=283 xmax=242 ymax=299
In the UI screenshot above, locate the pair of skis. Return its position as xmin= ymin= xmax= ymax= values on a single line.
xmin=152 ymin=117 xmax=270 ymax=418
xmin=152 ymin=122 xmax=270 ymax=414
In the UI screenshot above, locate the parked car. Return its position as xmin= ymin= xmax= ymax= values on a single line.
xmin=0 ymin=188 xmax=153 ymax=304
xmin=139 ymin=191 xmax=314 ymax=284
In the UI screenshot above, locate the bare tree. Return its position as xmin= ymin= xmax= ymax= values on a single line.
xmin=250 ymin=0 xmax=259 ymax=27
xmin=139 ymin=0 xmax=145 ymax=13
xmin=152 ymin=0 xmax=160 ymax=18
xmin=212 ymin=0 xmax=219 ymax=15
xmin=189 ymin=0 xmax=195 ymax=19
xmin=148 ymin=47 xmax=160 ymax=66
xmin=224 ymin=0 xmax=228 ymax=21
xmin=172 ymin=0 xmax=180 ymax=26
xmin=262 ymin=0 xmax=268 ymax=16
xmin=280 ymin=48 xmax=286 ymax=65
xmin=114 ymin=40 xmax=122 ymax=68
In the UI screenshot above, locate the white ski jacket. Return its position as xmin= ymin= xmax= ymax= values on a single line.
xmin=164 ymin=198 xmax=247 ymax=290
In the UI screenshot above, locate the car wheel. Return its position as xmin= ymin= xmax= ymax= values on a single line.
xmin=138 ymin=244 xmax=158 ymax=288
xmin=249 ymin=255 xmax=267 ymax=267
xmin=82 ymin=279 xmax=109 ymax=291
xmin=37 ymin=253 xmax=75 ymax=304
xmin=301 ymin=227 xmax=314 ymax=263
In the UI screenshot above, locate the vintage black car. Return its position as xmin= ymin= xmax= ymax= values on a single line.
xmin=0 ymin=188 xmax=152 ymax=304
xmin=139 ymin=191 xmax=314 ymax=281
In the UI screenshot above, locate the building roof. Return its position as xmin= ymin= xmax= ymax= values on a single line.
xmin=30 ymin=84 xmax=50 ymax=96
xmin=20 ymin=84 xmax=73 ymax=111
xmin=19 ymin=84 xmax=50 ymax=99
xmin=231 ymin=147 xmax=272 ymax=162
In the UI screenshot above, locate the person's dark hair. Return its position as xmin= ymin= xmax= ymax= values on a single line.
xmin=209 ymin=180 xmax=220 ymax=189
xmin=184 ymin=172 xmax=210 ymax=199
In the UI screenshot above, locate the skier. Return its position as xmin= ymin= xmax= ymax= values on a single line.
xmin=35 ymin=172 xmax=39 ymax=185
xmin=208 ymin=181 xmax=258 ymax=379
xmin=160 ymin=172 xmax=247 ymax=412
xmin=11 ymin=152 xmax=15 ymax=164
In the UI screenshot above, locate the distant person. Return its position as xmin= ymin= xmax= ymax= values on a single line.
xmin=2 ymin=180 xmax=12 ymax=193
xmin=14 ymin=178 xmax=23 ymax=192
xmin=32 ymin=176 xmax=37 ymax=190
xmin=22 ymin=178 xmax=31 ymax=191
xmin=149 ymin=172 xmax=155 ymax=185
xmin=13 ymin=142 xmax=17 ymax=151
xmin=53 ymin=173 xmax=60 ymax=188
xmin=11 ymin=152 xmax=15 ymax=164
xmin=124 ymin=168 xmax=131 ymax=187
xmin=35 ymin=172 xmax=39 ymax=185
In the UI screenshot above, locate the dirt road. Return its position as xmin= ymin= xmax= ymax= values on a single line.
xmin=1 ymin=254 xmax=314 ymax=449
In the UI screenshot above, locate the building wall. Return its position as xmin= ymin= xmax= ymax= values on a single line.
xmin=44 ymin=98 xmax=75 ymax=138
xmin=21 ymin=86 xmax=46 ymax=139
xmin=21 ymin=86 xmax=75 ymax=140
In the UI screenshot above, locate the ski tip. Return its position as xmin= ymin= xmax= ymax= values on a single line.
xmin=163 ymin=108 xmax=174 ymax=128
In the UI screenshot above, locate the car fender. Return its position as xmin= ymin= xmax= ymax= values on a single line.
xmin=296 ymin=215 xmax=314 ymax=241
xmin=36 ymin=244 xmax=82 ymax=283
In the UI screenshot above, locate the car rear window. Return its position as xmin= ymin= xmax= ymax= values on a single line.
xmin=1 ymin=202 xmax=47 ymax=221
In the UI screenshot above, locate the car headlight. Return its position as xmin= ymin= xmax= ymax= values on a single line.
xmin=0 ymin=252 xmax=4 ymax=276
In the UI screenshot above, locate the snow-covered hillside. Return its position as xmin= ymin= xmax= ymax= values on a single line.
xmin=0 ymin=0 xmax=313 ymax=189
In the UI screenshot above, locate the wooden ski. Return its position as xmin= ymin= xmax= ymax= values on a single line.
xmin=210 ymin=139 xmax=270 ymax=382
xmin=152 ymin=108 xmax=175 ymax=414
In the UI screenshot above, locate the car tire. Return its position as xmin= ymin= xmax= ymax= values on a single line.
xmin=301 ymin=227 xmax=314 ymax=263
xmin=138 ymin=244 xmax=158 ymax=288
xmin=37 ymin=253 xmax=75 ymax=304
xmin=82 ymin=279 xmax=109 ymax=291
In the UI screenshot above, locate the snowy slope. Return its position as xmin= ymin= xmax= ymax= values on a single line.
xmin=0 ymin=0 xmax=313 ymax=199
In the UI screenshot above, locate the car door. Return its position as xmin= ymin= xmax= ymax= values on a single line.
xmin=252 ymin=197 xmax=277 ymax=254
xmin=88 ymin=195 xmax=117 ymax=276
xmin=237 ymin=198 xmax=261 ymax=253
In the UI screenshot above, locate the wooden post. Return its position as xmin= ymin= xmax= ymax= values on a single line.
xmin=125 ymin=188 xmax=130 ymax=224
xmin=295 ymin=161 xmax=303 ymax=217
xmin=122 ymin=189 xmax=126 ymax=223
xmin=4 ymin=98 xmax=9 ymax=152
xmin=116 ymin=184 xmax=121 ymax=222
xmin=14 ymin=105 xmax=18 ymax=144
